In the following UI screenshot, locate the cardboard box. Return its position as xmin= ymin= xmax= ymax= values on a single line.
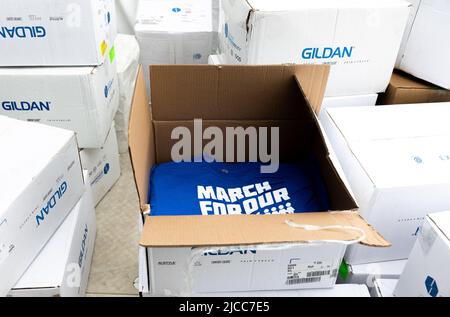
xmin=80 ymin=123 xmax=121 ymax=206
xmin=377 ymin=70 xmax=450 ymax=105
xmin=321 ymin=102 xmax=450 ymax=264
xmin=394 ymin=210 xmax=450 ymax=297
xmin=114 ymin=34 xmax=141 ymax=154
xmin=217 ymin=0 xmax=410 ymax=97
xmin=0 ymin=116 xmax=84 ymax=296
xmin=370 ymin=278 xmax=397 ymax=297
xmin=128 ymin=65 xmax=388 ymax=295
xmin=0 ymin=56 xmax=119 ymax=149
xmin=135 ymin=0 xmax=219 ymax=92
xmin=338 ymin=260 xmax=407 ymax=285
xmin=319 ymin=94 xmax=378 ymax=122
xmin=9 ymin=172 xmax=96 ymax=297
xmin=396 ymin=0 xmax=450 ymax=89
xmin=0 ymin=0 xmax=116 ymax=66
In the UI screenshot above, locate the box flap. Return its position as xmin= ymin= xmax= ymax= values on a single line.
xmin=150 ymin=64 xmax=329 ymax=120
xmin=128 ymin=67 xmax=155 ymax=210
xmin=140 ymin=211 xmax=389 ymax=248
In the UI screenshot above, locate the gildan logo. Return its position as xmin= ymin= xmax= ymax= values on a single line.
xmin=103 ymin=163 xmax=110 ymax=175
xmin=172 ymin=7 xmax=181 ymax=13
xmin=302 ymin=46 xmax=354 ymax=60
xmin=197 ymin=181 xmax=295 ymax=216
xmin=0 ymin=26 xmax=46 ymax=38
xmin=78 ymin=225 xmax=89 ymax=268
xmin=425 ymin=276 xmax=439 ymax=297
xmin=36 ymin=182 xmax=68 ymax=226
xmin=203 ymin=248 xmax=257 ymax=256
xmin=2 ymin=101 xmax=51 ymax=111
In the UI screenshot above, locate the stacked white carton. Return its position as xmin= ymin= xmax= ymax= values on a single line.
xmin=394 ymin=210 xmax=450 ymax=297
xmin=396 ymin=0 xmax=450 ymax=89
xmin=217 ymin=0 xmax=411 ymax=98
xmin=321 ymin=102 xmax=450 ymax=264
xmin=135 ymin=0 xmax=219 ymax=92
xmin=114 ymin=34 xmax=141 ymax=154
xmin=9 ymin=172 xmax=96 ymax=297
xmin=0 ymin=116 xmax=84 ymax=296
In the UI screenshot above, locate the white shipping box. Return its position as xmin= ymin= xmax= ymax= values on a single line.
xmin=135 ymin=0 xmax=219 ymax=92
xmin=147 ymin=243 xmax=345 ymax=296
xmin=395 ymin=0 xmax=421 ymax=67
xmin=0 ymin=116 xmax=84 ymax=296
xmin=370 ymin=278 xmax=397 ymax=297
xmin=321 ymin=102 xmax=450 ymax=264
xmin=9 ymin=172 xmax=96 ymax=297
xmin=396 ymin=0 xmax=450 ymax=89
xmin=0 ymin=0 xmax=117 ymax=66
xmin=80 ymin=123 xmax=121 ymax=206
xmin=218 ymin=0 xmax=410 ymax=97
xmin=114 ymin=34 xmax=140 ymax=154
xmin=319 ymin=94 xmax=378 ymax=122
xmin=394 ymin=210 xmax=450 ymax=297
xmin=339 ymin=260 xmax=407 ymax=285
xmin=0 ymin=56 xmax=119 ymax=149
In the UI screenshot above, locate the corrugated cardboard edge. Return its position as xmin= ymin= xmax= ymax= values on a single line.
xmin=128 ymin=67 xmax=155 ymax=210
xmin=140 ymin=211 xmax=390 ymax=248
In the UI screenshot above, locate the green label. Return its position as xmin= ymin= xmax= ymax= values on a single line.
xmin=109 ymin=46 xmax=116 ymax=63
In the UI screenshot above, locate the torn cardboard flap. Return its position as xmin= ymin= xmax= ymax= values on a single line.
xmin=140 ymin=211 xmax=390 ymax=248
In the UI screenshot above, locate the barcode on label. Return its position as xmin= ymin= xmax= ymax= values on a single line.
xmin=285 ymin=277 xmax=321 ymax=285
xmin=307 ymin=270 xmax=330 ymax=278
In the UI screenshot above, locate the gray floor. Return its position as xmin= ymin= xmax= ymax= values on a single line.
xmin=86 ymin=154 xmax=140 ymax=296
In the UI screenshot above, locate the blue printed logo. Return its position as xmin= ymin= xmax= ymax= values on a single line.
xmin=301 ymin=46 xmax=354 ymax=60
xmin=107 ymin=12 xmax=111 ymax=24
xmin=224 ymin=23 xmax=229 ymax=38
xmin=425 ymin=276 xmax=439 ymax=297
xmin=203 ymin=248 xmax=257 ymax=256
xmin=0 ymin=26 xmax=46 ymax=38
xmin=2 ymin=101 xmax=50 ymax=111
xmin=193 ymin=53 xmax=202 ymax=60
xmin=78 ymin=225 xmax=89 ymax=268
xmin=36 ymin=182 xmax=67 ymax=226
xmin=413 ymin=156 xmax=423 ymax=164
xmin=172 ymin=7 xmax=181 ymax=13
xmin=104 ymin=78 xmax=114 ymax=98
xmin=103 ymin=163 xmax=110 ymax=175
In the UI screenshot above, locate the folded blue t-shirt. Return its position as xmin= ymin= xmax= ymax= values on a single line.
xmin=148 ymin=161 xmax=330 ymax=216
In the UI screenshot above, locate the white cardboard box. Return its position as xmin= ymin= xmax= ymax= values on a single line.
xmin=0 ymin=0 xmax=117 ymax=66
xmin=321 ymin=102 xmax=450 ymax=264
xmin=370 ymin=278 xmax=398 ymax=297
xmin=395 ymin=0 xmax=421 ymax=67
xmin=339 ymin=260 xmax=407 ymax=286
xmin=80 ymin=123 xmax=121 ymax=206
xmin=135 ymin=0 xmax=219 ymax=92
xmin=114 ymin=34 xmax=140 ymax=154
xmin=146 ymin=243 xmax=345 ymax=296
xmin=0 ymin=116 xmax=84 ymax=296
xmin=138 ymin=236 xmax=368 ymax=298
xmin=396 ymin=0 xmax=450 ymax=89
xmin=9 ymin=172 xmax=96 ymax=297
xmin=217 ymin=0 xmax=410 ymax=97
xmin=319 ymin=94 xmax=378 ymax=122
xmin=394 ymin=210 xmax=450 ymax=297
xmin=0 ymin=56 xmax=119 ymax=149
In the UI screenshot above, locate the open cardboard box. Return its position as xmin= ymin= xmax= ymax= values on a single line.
xmin=128 ymin=64 xmax=389 ymax=294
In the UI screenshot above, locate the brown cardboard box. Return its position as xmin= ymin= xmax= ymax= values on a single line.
xmin=377 ymin=71 xmax=450 ymax=105
xmin=129 ymin=64 xmax=388 ymax=248
xmin=128 ymin=65 xmax=389 ymax=294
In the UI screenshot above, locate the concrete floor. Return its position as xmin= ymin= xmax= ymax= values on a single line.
xmin=86 ymin=154 xmax=140 ymax=296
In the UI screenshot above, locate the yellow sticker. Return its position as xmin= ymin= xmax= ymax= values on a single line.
xmin=101 ymin=40 xmax=107 ymax=56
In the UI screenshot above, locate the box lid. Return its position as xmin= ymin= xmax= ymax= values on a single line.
xmin=245 ymin=0 xmax=410 ymax=11
xmin=428 ymin=210 xmax=450 ymax=243
xmin=0 ymin=116 xmax=75 ymax=214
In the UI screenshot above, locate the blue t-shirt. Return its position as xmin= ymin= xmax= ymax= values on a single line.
xmin=148 ymin=161 xmax=330 ymax=216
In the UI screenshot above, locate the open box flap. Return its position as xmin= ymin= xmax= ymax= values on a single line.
xmin=128 ymin=67 xmax=155 ymax=210
xmin=149 ymin=64 xmax=329 ymax=120
xmin=140 ymin=211 xmax=390 ymax=248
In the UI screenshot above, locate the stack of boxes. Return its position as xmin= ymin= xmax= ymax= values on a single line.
xmin=0 ymin=0 xmax=120 ymax=296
